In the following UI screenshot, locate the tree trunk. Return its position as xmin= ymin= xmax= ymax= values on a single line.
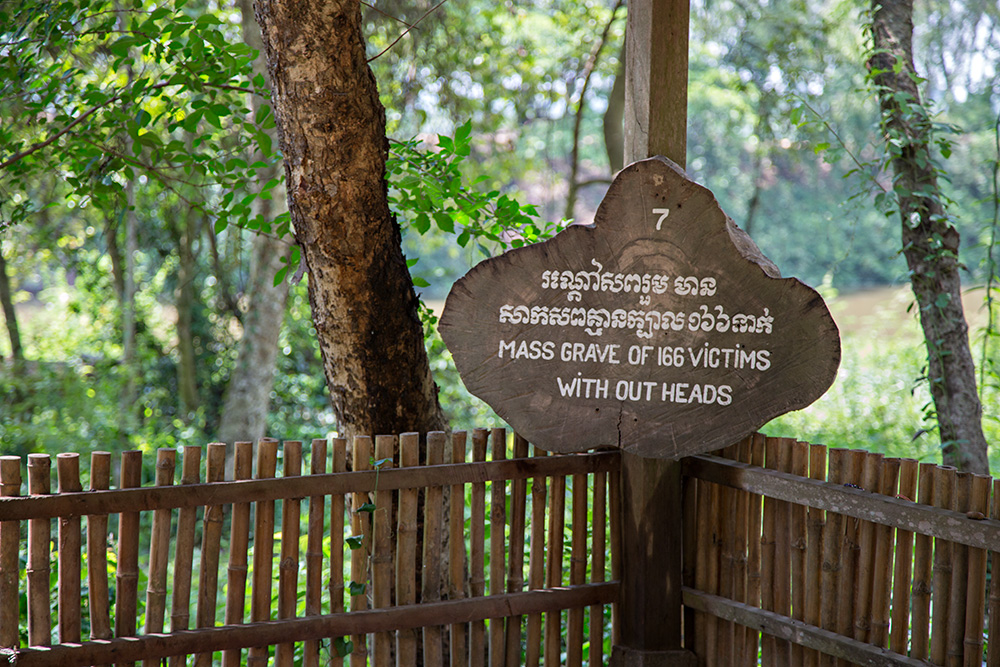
xmin=870 ymin=0 xmax=988 ymax=473
xmin=603 ymin=45 xmax=625 ymax=175
xmin=175 ymin=206 xmax=200 ymax=419
xmin=215 ymin=0 xmax=292 ymax=445
xmin=0 ymin=241 xmax=23 ymax=364
xmin=255 ymin=0 xmax=446 ymax=439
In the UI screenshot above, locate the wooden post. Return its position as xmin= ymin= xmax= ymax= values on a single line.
xmin=612 ymin=0 xmax=695 ymax=664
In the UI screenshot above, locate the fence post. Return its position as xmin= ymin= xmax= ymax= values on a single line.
xmin=611 ymin=0 xmax=696 ymax=664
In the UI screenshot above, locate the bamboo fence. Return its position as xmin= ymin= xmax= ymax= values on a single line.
xmin=5 ymin=432 xmax=1000 ymax=666
xmin=0 ymin=430 xmax=617 ymax=667
xmin=684 ymin=433 xmax=1000 ymax=667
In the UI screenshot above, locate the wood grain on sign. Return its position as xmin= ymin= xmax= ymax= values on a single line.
xmin=439 ymin=156 xmax=840 ymax=459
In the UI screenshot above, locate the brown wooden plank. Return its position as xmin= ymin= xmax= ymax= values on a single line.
xmin=193 ymin=443 xmax=227 ymax=667
xmin=590 ymin=467 xmax=607 ymax=667
xmin=27 ymin=453 xmax=53 ymax=647
xmin=853 ymin=452 xmax=884 ymax=645
xmin=424 ymin=431 xmax=447 ymax=665
xmin=87 ymin=451 xmax=112 ymax=659
xmin=304 ymin=438 xmax=328 ymax=667
xmin=505 ymin=433 xmax=529 ymax=667
xmin=9 ymin=583 xmax=618 ymax=667
xmin=870 ymin=457 xmax=899 ymax=649
xmin=888 ymin=458 xmax=918 ymax=656
xmin=987 ymin=479 xmax=1000 ymax=667
xmin=566 ymin=471 xmax=588 ymax=667
xmin=525 ymin=446 xmax=548 ymax=667
xmin=488 ymin=428 xmax=507 ymax=667
xmin=221 ymin=441 xmax=253 ymax=667
xmin=682 ymin=587 xmax=930 ymax=667
xmin=909 ymin=461 xmax=936 ymax=661
xmin=835 ymin=449 xmax=865 ymax=667
xmin=248 ymin=439 xmax=278 ymax=667
xmin=276 ymin=441 xmax=303 ymax=667
xmin=0 ymin=452 xmax=621 ymax=521
xmin=349 ymin=436 xmax=372 ymax=667
xmin=544 ymin=466 xmax=566 ymax=667
xmin=449 ymin=431 xmax=469 ymax=667
xmin=115 ymin=451 xmax=142 ymax=667
xmin=759 ymin=438 xmax=778 ymax=665
xmin=170 ymin=444 xmax=202 ymax=655
xmin=789 ymin=440 xmax=808 ymax=667
xmin=946 ymin=472 xmax=972 ymax=667
xmin=963 ymin=474 xmax=990 ymax=667
xmin=372 ymin=435 xmax=395 ymax=667
xmin=329 ymin=438 xmax=348 ymax=667
xmin=803 ymin=443 xmax=826 ymax=667
xmin=0 ymin=456 xmax=22 ymax=649
xmin=143 ymin=449 xmax=176 ymax=667
xmin=929 ymin=465 xmax=957 ymax=665
xmin=745 ymin=433 xmax=765 ymax=664
xmin=56 ymin=453 xmax=83 ymax=645
xmin=682 ymin=454 xmax=1000 ymax=551
xmin=470 ymin=428 xmax=488 ymax=667
xmin=819 ymin=448 xmax=846 ymax=667
xmin=396 ymin=433 xmax=419 ymax=667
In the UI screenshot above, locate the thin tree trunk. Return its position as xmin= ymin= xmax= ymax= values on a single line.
xmin=564 ymin=0 xmax=624 ymax=222
xmin=255 ymin=0 xmax=446 ymax=439
xmin=870 ymin=0 xmax=988 ymax=473
xmin=603 ymin=46 xmax=625 ymax=175
xmin=216 ymin=0 xmax=291 ymax=445
xmin=175 ymin=207 xmax=200 ymax=418
xmin=0 ymin=242 xmax=23 ymax=363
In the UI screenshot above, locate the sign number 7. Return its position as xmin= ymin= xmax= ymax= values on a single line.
xmin=653 ymin=208 xmax=670 ymax=230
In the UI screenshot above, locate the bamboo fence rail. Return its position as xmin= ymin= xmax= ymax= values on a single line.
xmin=0 ymin=430 xmax=617 ymax=667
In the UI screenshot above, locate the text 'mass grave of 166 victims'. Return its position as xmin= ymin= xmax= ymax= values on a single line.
xmin=439 ymin=157 xmax=840 ymax=459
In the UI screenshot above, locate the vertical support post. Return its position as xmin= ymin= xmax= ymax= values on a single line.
xmin=613 ymin=0 xmax=694 ymax=664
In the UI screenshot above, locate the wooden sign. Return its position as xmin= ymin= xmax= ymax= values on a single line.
xmin=439 ymin=157 xmax=840 ymax=459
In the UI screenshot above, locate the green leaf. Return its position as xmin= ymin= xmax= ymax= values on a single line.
xmin=333 ymin=638 xmax=353 ymax=657
xmin=346 ymin=535 xmax=364 ymax=550
xmin=273 ymin=265 xmax=288 ymax=287
xmin=357 ymin=502 xmax=376 ymax=514
xmin=412 ymin=276 xmax=430 ymax=288
xmin=348 ymin=581 xmax=366 ymax=596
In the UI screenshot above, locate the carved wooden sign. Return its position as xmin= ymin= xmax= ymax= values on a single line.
xmin=439 ymin=157 xmax=841 ymax=459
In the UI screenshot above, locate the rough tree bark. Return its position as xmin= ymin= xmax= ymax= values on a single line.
xmin=254 ymin=0 xmax=446 ymax=439
xmin=0 ymin=242 xmax=23 ymax=364
xmin=216 ymin=0 xmax=291 ymax=445
xmin=870 ymin=0 xmax=989 ymax=473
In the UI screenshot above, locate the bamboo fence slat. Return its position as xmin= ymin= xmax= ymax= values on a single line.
xmin=505 ymin=433 xmax=529 ymax=667
xmin=221 ymin=441 xmax=253 ymax=667
xmin=488 ymin=427 xmax=507 ymax=667
xmin=870 ymin=456 xmax=899 ymax=649
xmin=304 ymin=438 xmax=328 ymax=667
xmin=910 ymin=461 xmax=936 ymax=661
xmin=276 ymin=441 xmax=304 ymax=667
xmin=143 ymin=449 xmax=176 ymax=667
xmin=803 ymin=443 xmax=826 ymax=667
xmin=733 ymin=438 xmax=753 ymax=667
xmin=566 ymin=471 xmax=588 ymax=667
xmin=692 ymin=465 xmax=710 ymax=664
xmin=525 ymin=447 xmax=548 ymax=667
xmin=543 ymin=458 xmax=566 ymax=667
xmin=681 ymin=466 xmax=698 ymax=660
xmin=248 ymin=439 xmax=278 ymax=667
xmin=946 ymin=472 xmax=972 ymax=667
xmin=349 ymin=435 xmax=372 ymax=667
xmin=745 ymin=433 xmax=765 ymax=663
xmin=759 ymin=437 xmax=779 ymax=666
xmin=962 ymin=474 xmax=989 ymax=667
xmin=470 ymin=428 xmax=488 ymax=667
xmin=56 ymin=453 xmax=83 ymax=645
xmin=372 ymin=435 xmax=395 ymax=667
xmin=88 ymin=451 xmax=113 ymax=654
xmin=716 ymin=445 xmax=736 ymax=666
xmin=590 ymin=466 xmax=607 ymax=667
xmin=819 ymin=448 xmax=846 ymax=667
xmin=773 ymin=439 xmax=794 ymax=665
xmin=930 ymin=465 xmax=957 ymax=665
xmin=329 ymin=437 xmax=348 ymax=667
xmin=449 ymin=431 xmax=469 ymax=667
xmin=0 ymin=456 xmax=21 ymax=649
xmin=397 ymin=433 xmax=420 ymax=667
xmin=852 ymin=452 xmax=882 ymax=645
xmin=609 ymin=449 xmax=622 ymax=648
xmin=888 ymin=458 xmax=918 ymax=656
xmin=834 ymin=448 xmax=865 ymax=667
xmin=27 ymin=453 xmax=52 ymax=647
xmin=988 ymin=479 xmax=1000 ymax=667
xmin=192 ymin=442 xmax=227 ymax=667
xmin=789 ymin=440 xmax=809 ymax=667
xmin=424 ymin=431 xmax=447 ymax=666
xmin=115 ymin=451 xmax=142 ymax=667
xmin=704 ymin=474 xmax=722 ymax=667
xmin=170 ymin=444 xmax=203 ymax=654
